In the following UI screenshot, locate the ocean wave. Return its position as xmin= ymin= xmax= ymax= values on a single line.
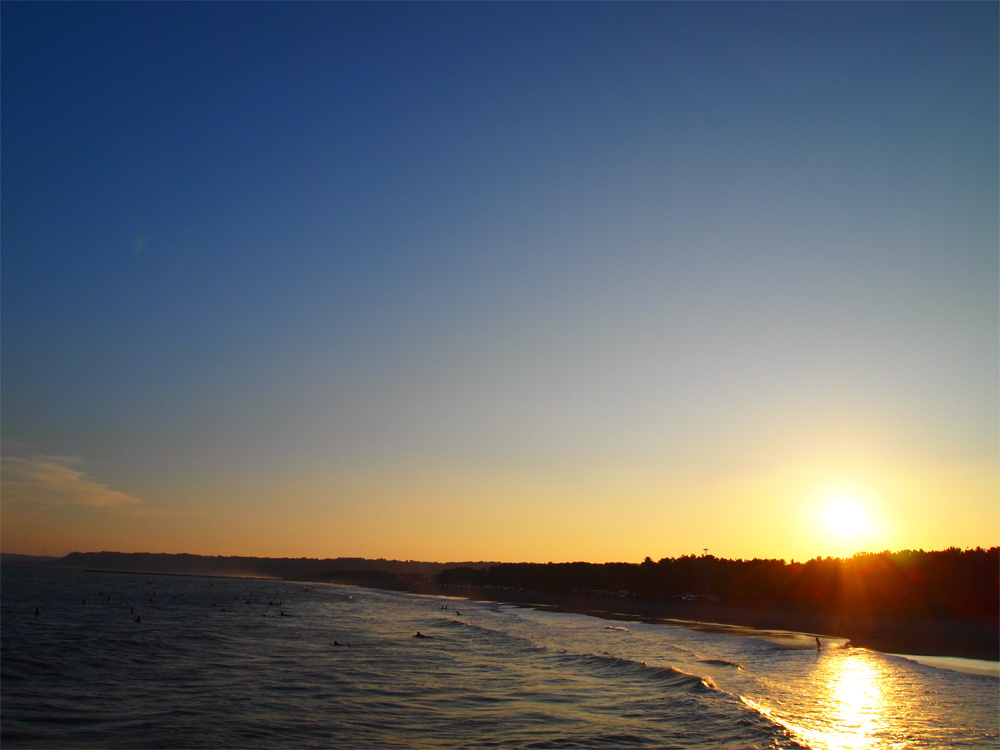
xmin=738 ymin=695 xmax=812 ymax=749
xmin=700 ymin=657 xmax=745 ymax=670
xmin=440 ymin=615 xmax=717 ymax=695
xmin=440 ymin=617 xmax=504 ymax=636
xmin=549 ymin=649 xmax=713 ymax=692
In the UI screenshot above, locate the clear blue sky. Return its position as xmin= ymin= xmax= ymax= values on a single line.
xmin=3 ymin=2 xmax=997 ymax=562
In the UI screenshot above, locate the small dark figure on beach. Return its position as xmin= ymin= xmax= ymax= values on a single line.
xmin=815 ymin=637 xmax=821 ymax=650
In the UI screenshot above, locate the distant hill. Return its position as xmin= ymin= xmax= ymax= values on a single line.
xmin=56 ymin=551 xmax=493 ymax=583
xmin=1 ymin=553 xmax=61 ymax=565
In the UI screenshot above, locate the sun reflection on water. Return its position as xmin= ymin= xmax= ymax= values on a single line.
xmin=817 ymin=652 xmax=888 ymax=750
xmin=798 ymin=651 xmax=890 ymax=750
xmin=743 ymin=649 xmax=894 ymax=750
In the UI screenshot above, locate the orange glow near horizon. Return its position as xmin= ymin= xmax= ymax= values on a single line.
xmin=3 ymin=447 xmax=997 ymax=563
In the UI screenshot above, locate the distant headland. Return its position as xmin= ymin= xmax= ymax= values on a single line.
xmin=9 ymin=550 xmax=493 ymax=585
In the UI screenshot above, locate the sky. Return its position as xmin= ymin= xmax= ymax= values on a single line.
xmin=2 ymin=2 xmax=997 ymax=564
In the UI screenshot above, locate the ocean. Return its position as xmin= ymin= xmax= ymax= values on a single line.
xmin=2 ymin=564 xmax=997 ymax=749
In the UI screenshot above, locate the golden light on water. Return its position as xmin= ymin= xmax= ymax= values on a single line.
xmin=745 ymin=650 xmax=892 ymax=750
xmin=794 ymin=651 xmax=890 ymax=750
xmin=823 ymin=654 xmax=888 ymax=749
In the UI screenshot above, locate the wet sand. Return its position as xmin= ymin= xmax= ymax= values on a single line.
xmin=410 ymin=584 xmax=999 ymax=662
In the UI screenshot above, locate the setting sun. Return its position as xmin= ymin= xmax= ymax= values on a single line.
xmin=823 ymin=497 xmax=869 ymax=538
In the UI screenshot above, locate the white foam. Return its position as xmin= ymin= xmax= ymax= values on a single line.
xmin=891 ymin=653 xmax=1000 ymax=678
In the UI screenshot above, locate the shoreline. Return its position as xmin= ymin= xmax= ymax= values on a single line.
xmin=404 ymin=583 xmax=999 ymax=662
xmin=25 ymin=561 xmax=996 ymax=662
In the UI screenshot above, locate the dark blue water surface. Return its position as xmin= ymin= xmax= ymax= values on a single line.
xmin=2 ymin=564 xmax=997 ymax=748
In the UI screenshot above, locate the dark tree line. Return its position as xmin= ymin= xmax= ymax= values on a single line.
xmin=437 ymin=547 xmax=1000 ymax=618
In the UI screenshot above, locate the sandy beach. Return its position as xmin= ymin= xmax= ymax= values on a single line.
xmin=410 ymin=584 xmax=999 ymax=662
